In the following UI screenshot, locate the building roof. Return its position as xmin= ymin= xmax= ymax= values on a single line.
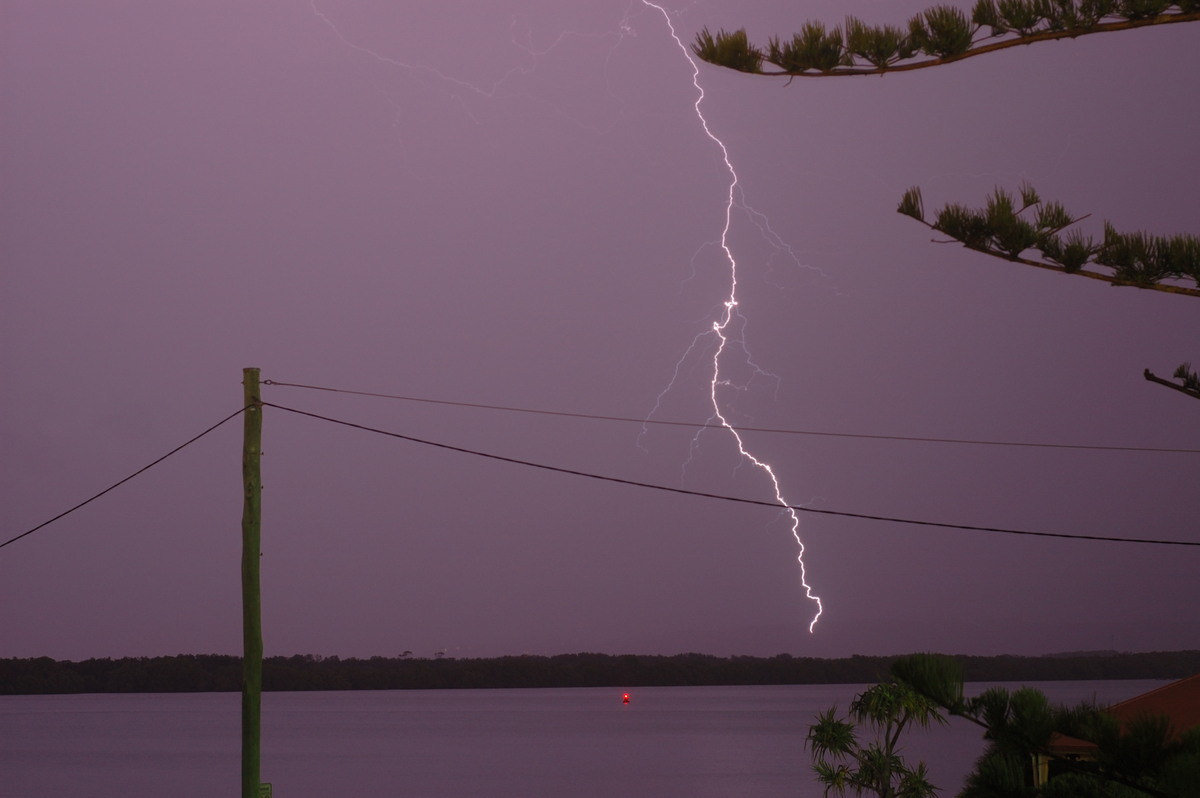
xmin=1046 ymin=673 xmax=1200 ymax=755
xmin=1105 ymin=672 xmax=1200 ymax=742
xmin=1045 ymin=732 xmax=1098 ymax=755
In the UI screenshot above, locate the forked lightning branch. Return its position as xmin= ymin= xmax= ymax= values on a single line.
xmin=640 ymin=1 xmax=822 ymax=632
xmin=309 ymin=0 xmax=824 ymax=633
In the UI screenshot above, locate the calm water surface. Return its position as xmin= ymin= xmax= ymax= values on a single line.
xmin=0 ymin=680 xmax=1165 ymax=797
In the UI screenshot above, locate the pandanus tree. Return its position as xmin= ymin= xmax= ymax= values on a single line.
xmin=890 ymin=653 xmax=1200 ymax=796
xmin=807 ymin=679 xmax=946 ymax=797
xmin=692 ymin=1 xmax=1200 ymax=401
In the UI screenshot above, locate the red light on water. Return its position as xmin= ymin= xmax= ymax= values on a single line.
xmin=622 ymin=693 xmax=630 ymax=704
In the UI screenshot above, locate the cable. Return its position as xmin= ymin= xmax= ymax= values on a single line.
xmin=0 ymin=407 xmax=249 ymax=550
xmin=262 ymin=379 xmax=1200 ymax=455
xmin=262 ymin=401 xmax=1199 ymax=548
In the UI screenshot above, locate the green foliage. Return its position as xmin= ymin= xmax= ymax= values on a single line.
xmin=845 ymin=17 xmax=917 ymax=67
xmin=693 ymin=3 xmax=1198 ymax=75
xmin=768 ymin=23 xmax=850 ymax=73
xmin=890 ymin=653 xmax=1200 ymax=796
xmin=890 ymin=652 xmax=966 ymax=713
xmin=1119 ymin=0 xmax=1175 ymax=19
xmin=985 ymin=187 xmax=1042 ymax=258
xmin=1041 ymin=0 xmax=1090 ymax=31
xmin=1000 ymin=0 xmax=1052 ymax=34
xmin=692 ymin=27 xmax=762 ymax=74
xmin=1173 ymin=362 xmax=1199 ymax=391
xmin=1159 ymin=728 xmax=1200 ymax=796
xmin=1163 ymin=234 xmax=1200 ymax=278
xmin=1034 ymin=200 xmax=1072 ymax=234
xmin=1017 ymin=180 xmax=1041 ymax=208
xmin=1108 ymin=715 xmax=1174 ymax=782
xmin=902 ymin=183 xmax=1200 ymax=293
xmin=809 ymin=706 xmax=860 ymax=760
xmin=1080 ymin=0 xmax=1121 ymax=21
xmin=694 ymin=7 xmax=1199 ymax=399
xmin=960 ymin=750 xmax=1034 ymax=797
xmin=979 ymin=687 xmax=1057 ymax=751
xmin=807 ymin=680 xmax=944 ymax=798
xmin=1095 ymin=223 xmax=1200 ymax=287
xmin=898 ymin=186 xmax=926 ymax=221
xmin=931 ymin=202 xmax=995 ymax=251
xmin=897 ymin=763 xmax=940 ymax=798
xmin=973 ymin=0 xmax=1002 ymax=27
xmin=1054 ymin=709 xmax=1200 ymax=797
xmin=1039 ymin=229 xmax=1096 ymax=273
xmin=974 ymin=0 xmax=1085 ymax=32
xmin=851 ymin=680 xmax=948 ymax=732
xmin=909 ymin=5 xmax=977 ymax=57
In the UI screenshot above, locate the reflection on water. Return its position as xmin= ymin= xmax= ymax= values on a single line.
xmin=0 ymin=680 xmax=1165 ymax=797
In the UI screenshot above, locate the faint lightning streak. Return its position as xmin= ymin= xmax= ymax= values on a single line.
xmin=310 ymin=1 xmax=632 ymax=136
xmin=640 ymin=1 xmax=822 ymax=632
xmin=309 ymin=0 xmax=506 ymax=98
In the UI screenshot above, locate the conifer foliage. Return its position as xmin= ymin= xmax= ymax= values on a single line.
xmin=692 ymin=3 xmax=1200 ymax=76
xmin=692 ymin=2 xmax=1199 ymax=400
xmin=897 ymin=184 xmax=1200 ymax=298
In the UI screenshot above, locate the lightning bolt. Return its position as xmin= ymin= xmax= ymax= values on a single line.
xmin=639 ymin=1 xmax=823 ymax=632
xmin=308 ymin=0 xmax=823 ymax=632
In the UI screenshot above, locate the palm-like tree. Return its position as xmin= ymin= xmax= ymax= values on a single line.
xmin=807 ymin=679 xmax=946 ymax=797
xmin=891 ymin=653 xmax=1200 ymax=797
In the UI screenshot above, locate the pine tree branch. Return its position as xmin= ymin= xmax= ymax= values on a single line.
xmin=696 ymin=10 xmax=1200 ymax=77
xmin=914 ymin=220 xmax=1200 ymax=297
xmin=911 ymin=218 xmax=1200 ymax=296
xmin=902 ymin=187 xmax=1200 ymax=295
xmin=1144 ymin=369 xmax=1200 ymax=401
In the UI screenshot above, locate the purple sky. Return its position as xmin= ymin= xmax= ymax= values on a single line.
xmin=3 ymin=1 xmax=1198 ymax=662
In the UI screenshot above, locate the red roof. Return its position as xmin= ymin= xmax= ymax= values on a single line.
xmin=1047 ymin=673 xmax=1200 ymax=754
xmin=1105 ymin=672 xmax=1200 ymax=742
xmin=1046 ymin=732 xmax=1098 ymax=755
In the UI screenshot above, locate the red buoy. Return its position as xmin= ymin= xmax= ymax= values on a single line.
xmin=622 ymin=693 xmax=630 ymax=704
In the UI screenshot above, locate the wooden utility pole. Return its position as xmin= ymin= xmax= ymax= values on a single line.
xmin=241 ymin=368 xmax=264 ymax=798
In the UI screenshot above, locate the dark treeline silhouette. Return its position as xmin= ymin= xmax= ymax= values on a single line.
xmin=3 ymin=650 xmax=1198 ymax=695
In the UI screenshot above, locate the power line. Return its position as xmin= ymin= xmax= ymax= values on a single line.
xmin=262 ymin=379 xmax=1199 ymax=455
xmin=0 ymin=407 xmax=248 ymax=551
xmin=262 ymin=401 xmax=1199 ymax=548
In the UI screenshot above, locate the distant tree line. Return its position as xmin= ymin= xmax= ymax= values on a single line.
xmin=2 ymin=650 xmax=1198 ymax=695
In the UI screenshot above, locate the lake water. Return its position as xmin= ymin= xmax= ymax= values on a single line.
xmin=0 ymin=680 xmax=1165 ymax=797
